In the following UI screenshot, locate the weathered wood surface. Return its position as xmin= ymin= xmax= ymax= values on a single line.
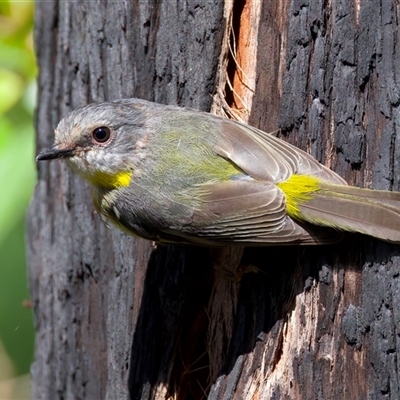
xmin=28 ymin=1 xmax=400 ymax=399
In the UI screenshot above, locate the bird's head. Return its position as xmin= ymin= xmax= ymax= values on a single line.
xmin=37 ymin=100 xmax=152 ymax=189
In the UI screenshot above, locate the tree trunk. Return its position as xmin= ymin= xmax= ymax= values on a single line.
xmin=28 ymin=1 xmax=400 ymax=399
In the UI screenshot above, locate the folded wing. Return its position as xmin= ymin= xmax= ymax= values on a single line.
xmin=215 ymin=119 xmax=347 ymax=185
xmin=164 ymin=180 xmax=342 ymax=246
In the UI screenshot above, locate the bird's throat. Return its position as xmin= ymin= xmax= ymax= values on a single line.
xmin=87 ymin=170 xmax=132 ymax=189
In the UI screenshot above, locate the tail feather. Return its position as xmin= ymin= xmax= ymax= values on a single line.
xmin=298 ymin=183 xmax=400 ymax=243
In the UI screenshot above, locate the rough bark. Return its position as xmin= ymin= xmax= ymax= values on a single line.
xmin=28 ymin=1 xmax=400 ymax=400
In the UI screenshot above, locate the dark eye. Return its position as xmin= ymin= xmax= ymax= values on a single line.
xmin=92 ymin=126 xmax=111 ymax=144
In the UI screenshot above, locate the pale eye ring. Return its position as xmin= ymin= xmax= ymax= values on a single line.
xmin=92 ymin=126 xmax=111 ymax=144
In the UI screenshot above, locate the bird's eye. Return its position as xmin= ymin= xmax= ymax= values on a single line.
xmin=92 ymin=126 xmax=111 ymax=144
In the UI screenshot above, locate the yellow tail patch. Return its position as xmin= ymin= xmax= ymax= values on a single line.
xmin=277 ymin=175 xmax=320 ymax=220
xmin=89 ymin=170 xmax=132 ymax=189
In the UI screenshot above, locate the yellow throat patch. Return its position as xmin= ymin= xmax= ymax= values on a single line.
xmin=277 ymin=174 xmax=320 ymax=220
xmin=87 ymin=170 xmax=132 ymax=189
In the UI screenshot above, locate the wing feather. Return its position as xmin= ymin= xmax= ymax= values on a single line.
xmin=164 ymin=180 xmax=341 ymax=246
xmin=215 ymin=120 xmax=347 ymax=185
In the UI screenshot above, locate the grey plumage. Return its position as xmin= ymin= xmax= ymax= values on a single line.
xmin=36 ymin=98 xmax=400 ymax=246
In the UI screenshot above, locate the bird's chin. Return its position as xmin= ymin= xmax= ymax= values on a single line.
xmin=66 ymin=157 xmax=89 ymax=178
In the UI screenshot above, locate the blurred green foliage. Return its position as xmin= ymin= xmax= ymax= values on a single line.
xmin=0 ymin=0 xmax=36 ymax=384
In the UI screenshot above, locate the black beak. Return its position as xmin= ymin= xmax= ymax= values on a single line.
xmin=36 ymin=144 xmax=76 ymax=161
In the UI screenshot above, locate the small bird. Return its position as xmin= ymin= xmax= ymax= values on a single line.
xmin=37 ymin=98 xmax=400 ymax=246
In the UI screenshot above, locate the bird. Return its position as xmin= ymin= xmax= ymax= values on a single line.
xmin=36 ymin=98 xmax=400 ymax=246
